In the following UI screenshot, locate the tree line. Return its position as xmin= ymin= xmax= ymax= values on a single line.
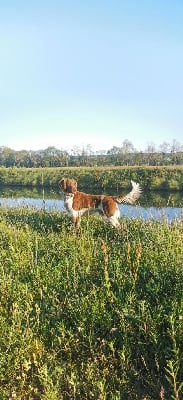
xmin=0 ymin=139 xmax=183 ymax=168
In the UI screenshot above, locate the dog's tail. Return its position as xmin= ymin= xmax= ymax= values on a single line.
xmin=114 ymin=180 xmax=142 ymax=204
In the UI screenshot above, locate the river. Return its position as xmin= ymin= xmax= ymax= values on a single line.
xmin=0 ymin=186 xmax=182 ymax=223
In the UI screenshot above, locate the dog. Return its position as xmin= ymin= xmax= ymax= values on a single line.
xmin=59 ymin=178 xmax=141 ymax=229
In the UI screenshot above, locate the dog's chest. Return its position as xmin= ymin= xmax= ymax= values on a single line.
xmin=64 ymin=194 xmax=74 ymax=213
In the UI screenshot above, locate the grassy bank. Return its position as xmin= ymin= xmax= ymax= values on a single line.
xmin=0 ymin=207 xmax=183 ymax=399
xmin=0 ymin=165 xmax=183 ymax=192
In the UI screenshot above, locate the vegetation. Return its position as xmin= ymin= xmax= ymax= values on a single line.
xmin=0 ymin=207 xmax=182 ymax=399
xmin=0 ymin=165 xmax=183 ymax=193
xmin=0 ymin=139 xmax=183 ymax=168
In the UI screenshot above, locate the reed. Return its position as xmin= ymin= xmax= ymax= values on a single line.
xmin=0 ymin=165 xmax=183 ymax=192
xmin=0 ymin=207 xmax=182 ymax=399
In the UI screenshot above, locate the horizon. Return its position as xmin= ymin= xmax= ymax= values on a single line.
xmin=1 ymin=138 xmax=182 ymax=154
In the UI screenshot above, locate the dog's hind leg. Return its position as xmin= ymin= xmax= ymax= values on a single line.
xmin=107 ymin=216 xmax=121 ymax=229
xmin=106 ymin=207 xmax=121 ymax=229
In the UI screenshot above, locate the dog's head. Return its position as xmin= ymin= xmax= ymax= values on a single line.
xmin=59 ymin=178 xmax=78 ymax=193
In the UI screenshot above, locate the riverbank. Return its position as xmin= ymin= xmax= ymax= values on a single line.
xmin=0 ymin=165 xmax=183 ymax=191
xmin=0 ymin=207 xmax=182 ymax=399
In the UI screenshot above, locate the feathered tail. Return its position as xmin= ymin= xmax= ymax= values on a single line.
xmin=114 ymin=180 xmax=142 ymax=204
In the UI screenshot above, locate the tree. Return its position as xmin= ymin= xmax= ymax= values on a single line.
xmin=1 ymin=147 xmax=16 ymax=167
xmin=107 ymin=146 xmax=121 ymax=155
xmin=144 ymin=142 xmax=156 ymax=165
xmin=119 ymin=140 xmax=137 ymax=166
xmin=120 ymin=139 xmax=136 ymax=154
xmin=159 ymin=141 xmax=171 ymax=154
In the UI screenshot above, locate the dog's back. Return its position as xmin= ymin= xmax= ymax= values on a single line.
xmin=72 ymin=191 xmax=102 ymax=210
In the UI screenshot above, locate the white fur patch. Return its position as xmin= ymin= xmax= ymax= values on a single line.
xmin=107 ymin=209 xmax=121 ymax=228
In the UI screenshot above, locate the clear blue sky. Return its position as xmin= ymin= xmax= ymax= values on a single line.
xmin=0 ymin=0 xmax=183 ymax=152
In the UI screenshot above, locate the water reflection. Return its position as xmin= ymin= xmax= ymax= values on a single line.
xmin=0 ymin=185 xmax=182 ymax=223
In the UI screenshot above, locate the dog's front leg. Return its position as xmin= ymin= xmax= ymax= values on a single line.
xmin=72 ymin=215 xmax=81 ymax=230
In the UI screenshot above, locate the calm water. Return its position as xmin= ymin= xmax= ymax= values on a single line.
xmin=0 ymin=186 xmax=183 ymax=223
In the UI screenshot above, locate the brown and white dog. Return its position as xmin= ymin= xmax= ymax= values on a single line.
xmin=59 ymin=178 xmax=141 ymax=229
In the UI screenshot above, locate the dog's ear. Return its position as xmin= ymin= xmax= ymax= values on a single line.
xmin=59 ymin=178 xmax=78 ymax=193
xmin=59 ymin=178 xmax=66 ymax=191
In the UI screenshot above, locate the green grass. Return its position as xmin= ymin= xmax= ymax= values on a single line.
xmin=0 ymin=207 xmax=183 ymax=399
xmin=0 ymin=165 xmax=183 ymax=192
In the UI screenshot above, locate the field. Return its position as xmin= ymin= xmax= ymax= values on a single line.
xmin=0 ymin=206 xmax=183 ymax=400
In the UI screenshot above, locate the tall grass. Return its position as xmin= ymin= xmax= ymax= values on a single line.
xmin=0 ymin=165 xmax=183 ymax=192
xmin=0 ymin=207 xmax=182 ymax=399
